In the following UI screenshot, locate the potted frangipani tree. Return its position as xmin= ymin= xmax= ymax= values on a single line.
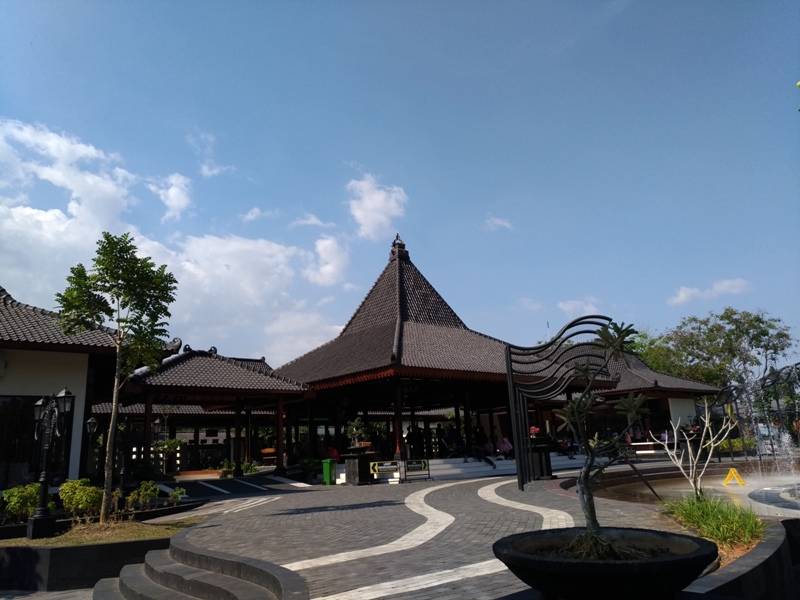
xmin=493 ymin=319 xmax=718 ymax=600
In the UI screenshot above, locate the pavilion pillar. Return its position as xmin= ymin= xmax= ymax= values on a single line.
xmin=143 ymin=396 xmax=153 ymax=466
xmin=276 ymin=398 xmax=285 ymax=472
xmin=193 ymin=426 xmax=200 ymax=445
xmin=453 ymin=399 xmax=462 ymax=452
xmin=226 ymin=426 xmax=232 ymax=462
xmin=245 ymin=407 xmax=253 ymax=463
xmin=423 ymin=418 xmax=432 ymax=458
xmin=168 ymin=421 xmax=177 ymax=473
xmin=464 ymin=389 xmax=473 ymax=454
xmin=307 ymin=403 xmax=317 ymax=457
xmin=233 ymin=400 xmax=243 ymax=477
xmin=394 ymin=385 xmax=403 ymax=460
xmin=488 ymin=407 xmax=497 ymax=445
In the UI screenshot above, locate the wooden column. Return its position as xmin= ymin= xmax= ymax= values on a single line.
xmin=394 ymin=385 xmax=403 ymax=459
xmin=245 ymin=407 xmax=252 ymax=463
xmin=233 ymin=400 xmax=243 ymax=477
xmin=143 ymin=396 xmax=153 ymax=465
xmin=276 ymin=398 xmax=285 ymax=471
xmin=453 ymin=398 xmax=462 ymax=450
xmin=464 ymin=389 xmax=473 ymax=454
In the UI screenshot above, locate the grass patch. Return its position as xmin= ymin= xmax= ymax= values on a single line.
xmin=664 ymin=496 xmax=764 ymax=549
xmin=1 ymin=519 xmax=197 ymax=548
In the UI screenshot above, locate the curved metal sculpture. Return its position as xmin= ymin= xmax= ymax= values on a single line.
xmin=506 ymin=315 xmax=615 ymax=490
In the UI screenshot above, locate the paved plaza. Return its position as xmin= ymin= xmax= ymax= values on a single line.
xmin=2 ymin=465 xmax=692 ymax=600
xmin=179 ymin=470 xmax=684 ymax=600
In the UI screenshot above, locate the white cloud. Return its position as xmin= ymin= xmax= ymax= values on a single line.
xmin=0 ymin=119 xmax=346 ymax=367
xmin=264 ymin=311 xmax=343 ymax=366
xmin=290 ymin=212 xmax=335 ymax=228
xmin=347 ymin=173 xmax=407 ymax=241
xmin=148 ymin=173 xmax=191 ymax=222
xmin=485 ymin=215 xmax=513 ymax=231
xmin=518 ymin=297 xmax=543 ymax=311
xmin=0 ymin=119 xmax=135 ymax=303
xmin=557 ymin=296 xmax=600 ymax=318
xmin=667 ymin=278 xmax=751 ymax=306
xmin=240 ymin=206 xmax=278 ymax=223
xmin=186 ymin=130 xmax=234 ymax=178
xmin=303 ymin=236 xmax=348 ymax=286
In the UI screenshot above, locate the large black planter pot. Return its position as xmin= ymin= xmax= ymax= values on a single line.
xmin=493 ymin=527 xmax=718 ymax=600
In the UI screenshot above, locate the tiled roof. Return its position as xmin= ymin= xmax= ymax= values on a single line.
xmin=133 ymin=348 xmax=305 ymax=393
xmin=277 ymin=236 xmax=506 ymax=383
xmin=0 ymin=285 xmax=114 ymax=350
xmin=276 ymin=237 xmax=719 ymax=398
xmin=605 ymin=352 xmax=719 ymax=395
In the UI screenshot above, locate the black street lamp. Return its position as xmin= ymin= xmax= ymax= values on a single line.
xmin=28 ymin=388 xmax=74 ymax=539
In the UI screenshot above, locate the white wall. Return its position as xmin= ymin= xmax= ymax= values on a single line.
xmin=668 ymin=397 xmax=697 ymax=427
xmin=0 ymin=348 xmax=89 ymax=479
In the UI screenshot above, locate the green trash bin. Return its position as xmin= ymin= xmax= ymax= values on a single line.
xmin=321 ymin=458 xmax=336 ymax=485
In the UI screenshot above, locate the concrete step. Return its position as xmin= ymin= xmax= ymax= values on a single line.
xmin=145 ymin=549 xmax=276 ymax=600
xmin=169 ymin=530 xmax=309 ymax=600
xmin=118 ymin=563 xmax=197 ymax=600
xmin=93 ymin=577 xmax=125 ymax=600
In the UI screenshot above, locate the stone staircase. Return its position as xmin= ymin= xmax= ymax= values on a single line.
xmin=93 ymin=528 xmax=308 ymax=600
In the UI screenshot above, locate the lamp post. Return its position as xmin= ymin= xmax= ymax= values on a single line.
xmin=28 ymin=388 xmax=74 ymax=539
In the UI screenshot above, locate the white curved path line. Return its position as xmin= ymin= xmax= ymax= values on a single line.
xmin=313 ymin=558 xmax=506 ymax=600
xmin=282 ymin=477 xmax=494 ymax=571
xmin=477 ymin=478 xmax=574 ymax=528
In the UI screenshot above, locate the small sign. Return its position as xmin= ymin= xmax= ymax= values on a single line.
xmin=722 ymin=467 xmax=746 ymax=487
xmin=406 ymin=459 xmax=428 ymax=472
xmin=370 ymin=460 xmax=399 ymax=475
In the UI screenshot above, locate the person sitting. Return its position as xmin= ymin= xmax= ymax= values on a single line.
xmin=497 ymin=436 xmax=513 ymax=459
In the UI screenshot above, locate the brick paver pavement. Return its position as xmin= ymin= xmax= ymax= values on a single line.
xmin=184 ymin=471 xmax=688 ymax=600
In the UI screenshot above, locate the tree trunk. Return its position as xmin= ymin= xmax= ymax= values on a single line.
xmin=99 ymin=347 xmax=122 ymax=524
xmin=576 ymin=454 xmax=600 ymax=535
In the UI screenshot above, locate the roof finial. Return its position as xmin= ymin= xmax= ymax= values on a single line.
xmin=390 ymin=233 xmax=409 ymax=261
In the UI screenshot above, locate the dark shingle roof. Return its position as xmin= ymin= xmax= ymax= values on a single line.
xmin=604 ymin=352 xmax=719 ymax=396
xmin=276 ymin=237 xmax=720 ymax=398
xmin=133 ymin=348 xmax=304 ymax=393
xmin=277 ymin=236 xmax=504 ymax=384
xmin=0 ymin=285 xmax=114 ymax=350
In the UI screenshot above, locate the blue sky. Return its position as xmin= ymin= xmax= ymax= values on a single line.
xmin=1 ymin=1 xmax=798 ymax=365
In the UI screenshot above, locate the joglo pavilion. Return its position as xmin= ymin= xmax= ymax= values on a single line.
xmin=0 ymin=236 xmax=717 ymax=486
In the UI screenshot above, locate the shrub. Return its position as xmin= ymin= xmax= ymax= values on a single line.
xmin=2 ymin=483 xmax=55 ymax=522
xmin=719 ymin=438 xmax=757 ymax=453
xmin=59 ymin=479 xmax=103 ymax=518
xmin=125 ymin=490 xmax=140 ymax=513
xmin=665 ymin=496 xmax=764 ymax=548
xmin=169 ymin=487 xmax=186 ymax=505
xmin=136 ymin=480 xmax=159 ymax=509
xmin=242 ymin=462 xmax=258 ymax=474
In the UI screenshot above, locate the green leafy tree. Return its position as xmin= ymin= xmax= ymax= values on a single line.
xmin=56 ymin=232 xmax=177 ymax=524
xmin=632 ymin=308 xmax=794 ymax=387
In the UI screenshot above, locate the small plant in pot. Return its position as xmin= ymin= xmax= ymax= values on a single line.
xmin=493 ymin=320 xmax=719 ymax=600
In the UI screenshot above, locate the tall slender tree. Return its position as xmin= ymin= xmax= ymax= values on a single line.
xmin=57 ymin=232 xmax=177 ymax=523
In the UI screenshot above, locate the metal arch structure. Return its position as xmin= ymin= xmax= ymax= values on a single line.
xmin=506 ymin=315 xmax=615 ymax=491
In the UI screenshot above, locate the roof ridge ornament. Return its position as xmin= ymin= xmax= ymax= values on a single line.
xmin=390 ymin=233 xmax=409 ymax=261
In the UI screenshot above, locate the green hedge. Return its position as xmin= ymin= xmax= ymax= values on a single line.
xmin=665 ymin=496 xmax=764 ymax=547
xmin=718 ymin=438 xmax=757 ymax=453
xmin=2 ymin=483 xmax=55 ymax=523
xmin=59 ymin=479 xmax=103 ymax=518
